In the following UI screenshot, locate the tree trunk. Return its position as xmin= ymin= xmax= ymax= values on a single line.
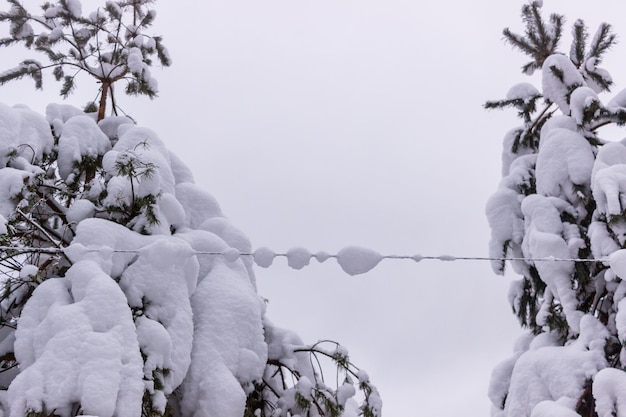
xmin=97 ymin=81 xmax=110 ymax=122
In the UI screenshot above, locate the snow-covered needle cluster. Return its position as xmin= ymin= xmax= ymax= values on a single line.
xmin=486 ymin=2 xmax=626 ymax=416
xmin=0 ymin=1 xmax=381 ymax=417
xmin=0 ymin=0 xmax=171 ymax=120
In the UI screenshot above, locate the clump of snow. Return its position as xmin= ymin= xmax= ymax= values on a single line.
xmin=286 ymin=247 xmax=312 ymax=270
xmin=593 ymin=368 xmax=626 ymax=417
xmin=486 ymin=188 xmax=524 ymax=273
xmin=223 ymin=248 xmax=241 ymax=262
xmin=18 ymin=265 xmax=38 ymax=280
xmin=570 ymin=86 xmax=601 ymax=125
xmin=314 ymin=251 xmax=332 ymax=262
xmin=542 ymin=54 xmax=584 ymax=113
xmin=46 ymin=103 xmax=89 ymax=134
xmin=609 ymin=249 xmax=626 ymax=279
xmin=65 ymin=0 xmax=82 ymax=17
xmin=175 ymin=183 xmax=223 ymax=228
xmin=8 ymin=261 xmax=144 ymax=417
xmin=0 ymin=104 xmax=54 ymax=168
xmin=98 ymin=116 xmax=134 ymax=143
xmin=501 ymin=316 xmax=607 ymax=416
xmin=535 ymin=127 xmax=594 ymax=203
xmin=521 ymin=195 xmax=583 ymax=332
xmin=120 ymin=239 xmax=198 ymax=411
xmin=180 ymin=259 xmax=267 ymax=417
xmin=593 ymin=163 xmax=626 ymax=218
xmin=506 ymin=82 xmax=540 ymax=101
xmin=67 ymin=199 xmax=95 ymax=224
xmin=530 ymin=401 xmax=580 ymax=417
xmin=336 ymin=246 xmax=383 ymax=276
xmin=0 ymin=168 xmax=30 ymax=218
xmin=254 ymin=247 xmax=276 ymax=268
xmin=57 ymin=115 xmax=111 ymax=181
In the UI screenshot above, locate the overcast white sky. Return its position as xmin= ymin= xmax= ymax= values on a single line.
xmin=4 ymin=0 xmax=626 ymax=416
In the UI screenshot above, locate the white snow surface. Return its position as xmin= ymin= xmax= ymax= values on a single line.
xmin=499 ymin=316 xmax=608 ymax=417
xmin=535 ymin=126 xmax=594 ymax=202
xmin=8 ymin=261 xmax=144 ymax=417
xmin=336 ymin=246 xmax=384 ymax=276
xmin=521 ymin=195 xmax=582 ymax=332
xmin=0 ymin=103 xmax=53 ymax=168
xmin=593 ymin=368 xmax=626 ymax=417
xmin=570 ymin=87 xmax=600 ymax=125
xmin=57 ymin=115 xmax=111 ymax=180
xmin=286 ymin=247 xmax=312 ymax=270
xmin=0 ymin=103 xmax=275 ymax=417
xmin=542 ymin=54 xmax=584 ymax=113
xmin=180 ymin=259 xmax=267 ymax=417
xmin=506 ymin=82 xmax=540 ymax=101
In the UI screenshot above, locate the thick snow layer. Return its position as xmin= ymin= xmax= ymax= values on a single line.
xmin=593 ymin=164 xmax=626 ymax=217
xmin=253 ymin=247 xmax=276 ymax=268
xmin=70 ymin=215 xmax=200 ymax=404
xmin=45 ymin=103 xmax=85 ymax=128
xmin=0 ymin=104 xmax=53 ymax=168
xmin=119 ymin=238 xmax=198 ymax=404
xmin=593 ymin=142 xmax=626 ymax=182
xmin=506 ymin=83 xmax=540 ymax=101
xmin=0 ymin=168 xmax=30 ymax=218
xmin=500 ymin=128 xmax=537 ymax=177
xmin=98 ymin=116 xmax=134 ymax=142
xmin=542 ymin=54 xmax=584 ymax=113
xmin=8 ymin=261 xmax=144 ymax=417
xmin=286 ymin=247 xmax=312 ymax=270
xmin=181 ymin=259 xmax=267 ymax=417
xmin=57 ymin=115 xmax=111 ymax=180
xmin=593 ymin=368 xmax=626 ymax=417
xmin=535 ymin=128 xmax=594 ymax=202
xmin=336 ymin=246 xmax=383 ymax=276
xmin=501 ymin=316 xmax=607 ymax=417
xmin=168 ymin=151 xmax=195 ymax=184
xmin=590 ymin=225 xmax=622 ymax=261
xmin=521 ymin=195 xmax=582 ymax=332
xmin=486 ymin=187 xmax=524 ymax=270
xmin=176 ymin=183 xmax=223 ymax=228
xmin=570 ymin=87 xmax=600 ymax=125
xmin=609 ymin=250 xmax=626 ymax=280
xmin=66 ymin=199 xmax=96 ymax=224
xmin=530 ymin=401 xmax=580 ymax=417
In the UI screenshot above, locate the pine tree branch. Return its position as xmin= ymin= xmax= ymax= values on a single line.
xmin=570 ymin=19 xmax=587 ymax=67
xmin=587 ymin=23 xmax=616 ymax=64
xmin=16 ymin=208 xmax=62 ymax=249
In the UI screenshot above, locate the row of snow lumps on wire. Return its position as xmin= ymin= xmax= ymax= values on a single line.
xmin=4 ymin=243 xmax=612 ymax=276
xmin=67 ymin=245 xmax=424 ymax=276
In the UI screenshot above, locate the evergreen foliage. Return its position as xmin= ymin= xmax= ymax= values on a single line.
xmin=487 ymin=3 xmax=626 ymax=416
xmin=0 ymin=0 xmax=171 ymax=120
xmin=0 ymin=2 xmax=379 ymax=417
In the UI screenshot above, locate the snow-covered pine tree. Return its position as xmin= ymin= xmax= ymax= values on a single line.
xmin=0 ymin=0 xmax=170 ymax=121
xmin=0 ymin=1 xmax=381 ymax=417
xmin=486 ymin=2 xmax=626 ymax=416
